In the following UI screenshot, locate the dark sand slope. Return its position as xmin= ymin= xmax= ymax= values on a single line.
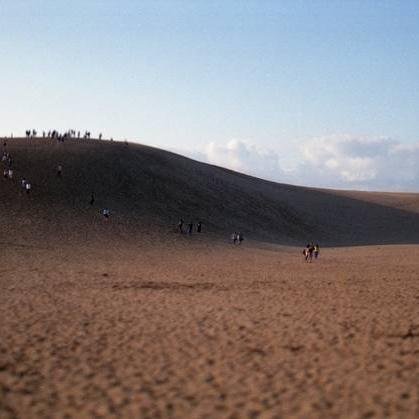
xmin=1 ymin=138 xmax=419 ymax=418
xmin=2 ymin=138 xmax=419 ymax=246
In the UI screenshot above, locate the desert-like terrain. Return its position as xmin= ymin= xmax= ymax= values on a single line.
xmin=1 ymin=138 xmax=419 ymax=418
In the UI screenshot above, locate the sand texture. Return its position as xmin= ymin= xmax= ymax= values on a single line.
xmin=1 ymin=241 xmax=419 ymax=418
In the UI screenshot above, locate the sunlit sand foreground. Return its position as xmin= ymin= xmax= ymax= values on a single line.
xmin=1 ymin=239 xmax=418 ymax=418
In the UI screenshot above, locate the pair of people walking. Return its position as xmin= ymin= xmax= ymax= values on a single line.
xmin=303 ymin=243 xmax=320 ymax=262
xmin=231 ymin=232 xmax=244 ymax=245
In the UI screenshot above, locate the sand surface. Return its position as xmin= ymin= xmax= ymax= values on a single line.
xmin=1 ymin=239 xmax=418 ymax=418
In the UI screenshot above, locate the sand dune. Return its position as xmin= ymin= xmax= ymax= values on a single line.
xmin=2 ymin=138 xmax=419 ymax=246
xmin=1 ymin=138 xmax=419 ymax=418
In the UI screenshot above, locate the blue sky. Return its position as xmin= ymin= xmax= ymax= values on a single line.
xmin=1 ymin=1 xmax=419 ymax=190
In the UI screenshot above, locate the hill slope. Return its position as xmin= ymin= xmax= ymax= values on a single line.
xmin=2 ymin=137 xmax=419 ymax=246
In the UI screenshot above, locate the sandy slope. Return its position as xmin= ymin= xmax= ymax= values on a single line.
xmin=1 ymin=239 xmax=418 ymax=418
xmin=2 ymin=138 xmax=419 ymax=246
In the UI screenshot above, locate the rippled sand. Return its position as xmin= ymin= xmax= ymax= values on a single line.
xmin=1 ymin=239 xmax=418 ymax=418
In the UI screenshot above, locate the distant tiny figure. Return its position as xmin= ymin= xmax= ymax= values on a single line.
xmin=178 ymin=218 xmax=184 ymax=233
xmin=25 ymin=182 xmax=31 ymax=194
xmin=231 ymin=232 xmax=237 ymax=244
xmin=303 ymin=244 xmax=309 ymax=262
xmin=7 ymin=169 xmax=13 ymax=179
xmin=90 ymin=192 xmax=95 ymax=206
xmin=188 ymin=222 xmax=193 ymax=235
xmin=57 ymin=164 xmax=62 ymax=177
xmin=99 ymin=133 xmax=102 ymax=140
xmin=21 ymin=178 xmax=27 ymax=189
xmin=237 ymin=232 xmax=244 ymax=245
xmin=101 ymin=208 xmax=110 ymax=218
xmin=304 ymin=243 xmax=315 ymax=262
xmin=314 ymin=243 xmax=320 ymax=259
xmin=3 ymin=169 xmax=8 ymax=178
xmin=197 ymin=221 xmax=202 ymax=233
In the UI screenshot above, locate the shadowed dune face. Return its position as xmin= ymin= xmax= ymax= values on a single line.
xmin=2 ymin=138 xmax=419 ymax=246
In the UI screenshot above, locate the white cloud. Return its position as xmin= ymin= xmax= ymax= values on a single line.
xmin=204 ymin=139 xmax=284 ymax=181
xmin=300 ymin=135 xmax=419 ymax=190
xmin=178 ymin=135 xmax=419 ymax=192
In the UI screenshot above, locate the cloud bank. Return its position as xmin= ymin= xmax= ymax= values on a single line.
xmin=205 ymin=139 xmax=284 ymax=181
xmin=183 ymin=136 xmax=419 ymax=192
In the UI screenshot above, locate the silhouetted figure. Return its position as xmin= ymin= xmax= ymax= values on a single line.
xmin=231 ymin=232 xmax=237 ymax=244
xmin=188 ymin=222 xmax=193 ymax=235
xmin=303 ymin=243 xmax=310 ymax=262
xmin=314 ymin=243 xmax=320 ymax=259
xmin=237 ymin=232 xmax=244 ymax=245
xmin=305 ymin=243 xmax=315 ymax=262
xmin=57 ymin=164 xmax=62 ymax=177
xmin=178 ymin=218 xmax=184 ymax=233
xmin=99 ymin=133 xmax=102 ymax=140
xmin=90 ymin=192 xmax=95 ymax=206
xmin=197 ymin=221 xmax=202 ymax=233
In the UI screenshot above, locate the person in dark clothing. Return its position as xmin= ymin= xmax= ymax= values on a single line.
xmin=90 ymin=192 xmax=95 ymax=206
xmin=304 ymin=243 xmax=310 ymax=262
xmin=237 ymin=232 xmax=244 ymax=244
xmin=307 ymin=243 xmax=315 ymax=262
xmin=178 ymin=218 xmax=184 ymax=233
xmin=197 ymin=221 xmax=202 ymax=233
xmin=188 ymin=222 xmax=193 ymax=235
xmin=57 ymin=164 xmax=62 ymax=177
